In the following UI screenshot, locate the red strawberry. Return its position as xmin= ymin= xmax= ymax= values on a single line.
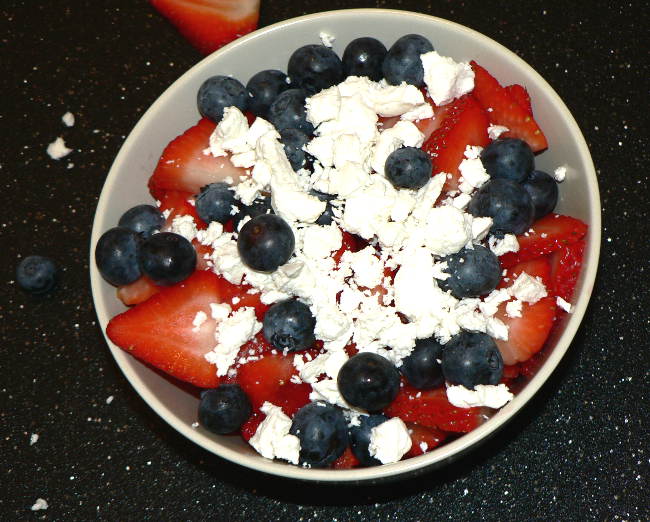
xmin=422 ymin=95 xmax=489 ymax=192
xmin=470 ymin=61 xmax=548 ymax=152
xmin=404 ymin=422 xmax=446 ymax=458
xmin=150 ymin=0 xmax=260 ymax=55
xmin=499 ymin=214 xmax=588 ymax=268
xmin=332 ymin=446 xmax=360 ymax=469
xmin=116 ymin=275 xmax=161 ymax=306
xmin=384 ymin=385 xmax=487 ymax=433
xmin=236 ymin=354 xmax=311 ymax=416
xmin=149 ymin=118 xmax=248 ymax=194
xmin=549 ymin=239 xmax=586 ymax=303
xmin=505 ymin=84 xmax=533 ymax=115
xmin=495 ymin=296 xmax=557 ymax=365
xmin=498 ymin=255 xmax=552 ymax=290
xmin=240 ymin=410 xmax=263 ymax=441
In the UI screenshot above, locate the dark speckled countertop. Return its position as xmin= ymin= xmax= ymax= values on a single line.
xmin=1 ymin=1 xmax=648 ymax=520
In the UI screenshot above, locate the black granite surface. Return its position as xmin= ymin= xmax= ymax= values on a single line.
xmin=1 ymin=0 xmax=648 ymax=520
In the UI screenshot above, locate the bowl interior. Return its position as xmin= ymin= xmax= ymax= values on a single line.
xmin=90 ymin=8 xmax=600 ymax=483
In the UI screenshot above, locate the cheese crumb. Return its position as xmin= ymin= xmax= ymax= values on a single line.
xmin=46 ymin=137 xmax=72 ymax=160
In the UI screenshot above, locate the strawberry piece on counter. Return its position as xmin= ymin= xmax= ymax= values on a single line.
xmin=150 ymin=0 xmax=260 ymax=55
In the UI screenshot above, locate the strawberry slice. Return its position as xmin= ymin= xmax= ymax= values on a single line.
xmin=384 ymin=385 xmax=487 ymax=433
xmin=549 ymin=239 xmax=586 ymax=303
xmin=157 ymin=189 xmax=207 ymax=229
xmin=404 ymin=422 xmax=446 ymax=458
xmin=240 ymin=410 xmax=263 ymax=441
xmin=150 ymin=0 xmax=260 ymax=55
xmin=149 ymin=118 xmax=249 ymax=195
xmin=332 ymin=446 xmax=360 ymax=469
xmin=499 ymin=214 xmax=588 ymax=268
xmin=495 ymin=296 xmax=557 ymax=365
xmin=505 ymin=84 xmax=533 ymax=115
xmin=116 ymin=275 xmax=161 ymax=306
xmin=470 ymin=61 xmax=548 ymax=152
xmin=422 ymin=95 xmax=489 ymax=192
xmin=498 ymin=255 xmax=552 ymax=290
xmin=236 ymin=354 xmax=311 ymax=416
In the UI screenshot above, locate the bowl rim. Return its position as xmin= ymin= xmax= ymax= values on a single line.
xmin=90 ymin=7 xmax=601 ymax=483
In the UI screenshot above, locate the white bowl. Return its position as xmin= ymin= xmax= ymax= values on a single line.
xmin=90 ymin=8 xmax=600 ymax=483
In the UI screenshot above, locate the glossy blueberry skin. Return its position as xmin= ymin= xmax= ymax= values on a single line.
xmin=195 ymin=182 xmax=238 ymax=224
xmin=385 ymin=146 xmax=432 ymax=189
xmin=287 ymin=44 xmax=344 ymax=95
xmin=439 ymin=245 xmax=502 ymax=299
xmin=337 ymin=352 xmax=400 ymax=412
xmin=280 ymin=128 xmax=311 ymax=172
xmin=523 ymin=169 xmax=559 ymax=220
xmin=139 ymin=232 xmax=196 ymax=286
xmin=349 ymin=413 xmax=389 ymax=467
xmin=95 ymin=227 xmax=142 ymax=286
xmin=310 ymin=190 xmax=336 ymax=225
xmin=468 ymin=178 xmax=535 ymax=236
xmin=382 ymin=34 xmax=434 ymax=86
xmin=480 ymin=138 xmax=535 ymax=183
xmin=232 ymin=194 xmax=274 ymax=232
xmin=441 ymin=331 xmax=504 ymax=389
xmin=342 ymin=37 xmax=388 ymax=81
xmin=400 ymin=337 xmax=444 ymax=389
xmin=197 ymin=75 xmax=248 ymax=123
xmin=118 ymin=204 xmax=165 ymax=239
xmin=262 ymin=299 xmax=316 ymax=352
xmin=289 ymin=402 xmax=348 ymax=468
xmin=237 ymin=214 xmax=295 ymax=272
xmin=267 ymin=88 xmax=314 ymax=135
xmin=16 ymin=255 xmax=59 ymax=294
xmin=246 ymin=69 xmax=290 ymax=118
xmin=198 ymin=384 xmax=252 ymax=435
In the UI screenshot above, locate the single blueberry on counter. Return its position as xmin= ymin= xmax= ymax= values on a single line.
xmin=290 ymin=402 xmax=348 ymax=468
xmin=522 ymin=169 xmax=559 ymax=220
xmin=267 ymin=88 xmax=314 ymax=135
xmin=337 ymin=352 xmax=400 ymax=412
xmin=197 ymin=75 xmax=248 ymax=123
xmin=400 ymin=337 xmax=445 ymax=389
xmin=349 ymin=413 xmax=389 ymax=467
xmin=246 ymin=69 xmax=291 ymax=118
xmin=95 ymin=227 xmax=142 ymax=286
xmin=237 ymin=214 xmax=295 ymax=272
xmin=342 ymin=37 xmax=388 ymax=81
xmin=198 ymin=384 xmax=252 ymax=435
xmin=439 ymin=245 xmax=501 ymax=299
xmin=139 ymin=232 xmax=196 ymax=286
xmin=16 ymin=255 xmax=59 ymax=294
xmin=468 ymin=178 xmax=535 ymax=236
xmin=480 ymin=138 xmax=534 ymax=183
xmin=118 ymin=204 xmax=165 ymax=239
xmin=385 ymin=146 xmax=432 ymax=189
xmin=441 ymin=331 xmax=504 ymax=389
xmin=382 ymin=34 xmax=434 ymax=86
xmin=195 ymin=182 xmax=238 ymax=224
xmin=263 ymin=299 xmax=316 ymax=352
xmin=287 ymin=44 xmax=344 ymax=95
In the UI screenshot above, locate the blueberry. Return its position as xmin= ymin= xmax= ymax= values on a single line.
xmin=118 ymin=204 xmax=165 ymax=239
xmin=263 ymin=299 xmax=316 ymax=352
xmin=349 ymin=413 xmax=389 ymax=467
xmin=480 ymin=138 xmax=534 ymax=183
xmin=400 ymin=337 xmax=444 ymax=389
xmin=267 ymin=88 xmax=314 ymax=135
xmin=197 ymin=75 xmax=248 ymax=123
xmin=382 ymin=34 xmax=434 ymax=86
xmin=337 ymin=352 xmax=400 ymax=412
xmin=522 ymin=170 xmax=559 ymax=220
xmin=310 ymin=190 xmax=336 ymax=225
xmin=198 ymin=384 xmax=252 ymax=435
xmin=280 ymin=128 xmax=311 ymax=172
xmin=195 ymin=182 xmax=238 ymax=224
xmin=95 ymin=227 xmax=142 ymax=286
xmin=385 ymin=146 xmax=432 ymax=189
xmin=441 ymin=331 xmax=504 ymax=389
xmin=438 ymin=245 xmax=501 ymax=299
xmin=139 ymin=232 xmax=196 ymax=286
xmin=246 ymin=69 xmax=291 ymax=118
xmin=16 ymin=255 xmax=59 ymax=294
xmin=468 ymin=178 xmax=535 ymax=236
xmin=232 ymin=194 xmax=274 ymax=232
xmin=287 ymin=44 xmax=344 ymax=95
xmin=289 ymin=402 xmax=348 ymax=468
xmin=342 ymin=37 xmax=388 ymax=81
xmin=237 ymin=214 xmax=295 ymax=272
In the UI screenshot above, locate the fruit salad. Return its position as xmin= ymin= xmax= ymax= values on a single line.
xmin=95 ymin=33 xmax=588 ymax=469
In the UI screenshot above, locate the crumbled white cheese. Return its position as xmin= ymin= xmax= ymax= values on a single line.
xmin=191 ymin=310 xmax=208 ymax=332
xmin=421 ymin=51 xmax=475 ymax=106
xmin=249 ymin=402 xmax=300 ymax=464
xmin=368 ymin=417 xmax=412 ymax=464
xmin=46 ymin=137 xmax=72 ymax=160
xmin=556 ymin=296 xmax=573 ymax=313
xmin=553 ymin=165 xmax=567 ymax=182
xmin=505 ymin=299 xmax=523 ymax=318
xmin=446 ymin=383 xmax=514 ymax=409
xmin=29 ymin=433 xmax=39 ymax=446
xmin=169 ymin=214 xmax=198 ymax=242
xmin=488 ymin=234 xmax=520 ymax=256
xmin=487 ymin=124 xmax=509 ymax=140
xmin=319 ymin=31 xmax=335 ymax=47
xmin=31 ymin=498 xmax=48 ymax=511
xmin=62 ymin=111 xmax=75 ymax=127
xmin=510 ymin=272 xmax=547 ymax=304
